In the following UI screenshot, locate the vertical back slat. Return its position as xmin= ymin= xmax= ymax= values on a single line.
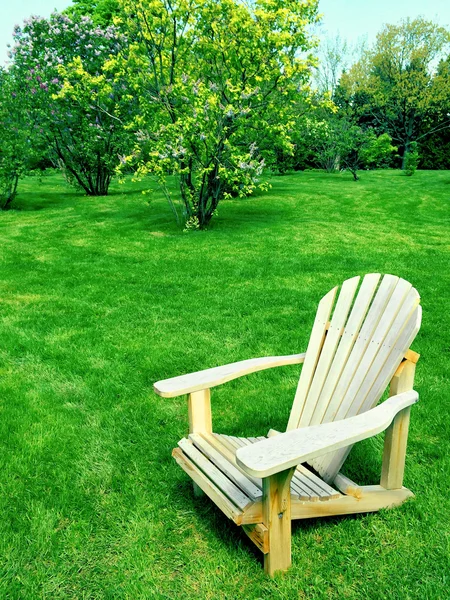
xmin=319 ymin=307 xmax=422 ymax=482
xmin=356 ymin=305 xmax=422 ymax=416
xmin=330 ymin=277 xmax=412 ymax=423
xmin=314 ymin=300 xmax=422 ymax=482
xmin=285 ymin=274 xmax=421 ymax=483
xmin=286 ymin=286 xmax=337 ymax=431
xmin=297 ymin=276 xmax=360 ymax=428
xmin=343 ymin=289 xmax=420 ymax=419
xmin=319 ymin=274 xmax=399 ymax=425
xmin=309 ymin=273 xmax=381 ymax=426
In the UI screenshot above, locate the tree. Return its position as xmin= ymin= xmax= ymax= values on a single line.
xmin=0 ymin=69 xmax=35 ymax=209
xmin=340 ymin=129 xmax=396 ymax=180
xmin=308 ymin=110 xmax=396 ymax=180
xmin=340 ymin=18 xmax=450 ymax=168
xmin=117 ymin=0 xmax=319 ymax=229
xmin=10 ymin=12 xmax=134 ymax=196
xmin=314 ymin=34 xmax=350 ymax=96
xmin=419 ymin=54 xmax=450 ymax=169
xmin=65 ymin=0 xmax=122 ymax=27
xmin=403 ymin=141 xmax=419 ymax=176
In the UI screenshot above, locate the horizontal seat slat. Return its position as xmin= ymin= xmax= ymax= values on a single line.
xmin=296 ymin=465 xmax=341 ymax=499
xmin=211 ymin=434 xmax=339 ymax=502
xmin=207 ymin=434 xmax=263 ymax=488
xmin=178 ymin=438 xmax=252 ymax=511
xmin=172 ymin=448 xmax=244 ymax=524
xmin=290 ymin=475 xmax=318 ymax=501
xmin=292 ymin=471 xmax=320 ymax=500
xmin=189 ymin=434 xmax=262 ymax=500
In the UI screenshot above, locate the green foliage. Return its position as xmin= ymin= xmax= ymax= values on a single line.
xmin=11 ymin=12 xmax=134 ymax=196
xmin=341 ymin=128 xmax=396 ymax=180
xmin=340 ymin=18 xmax=450 ymax=168
xmin=117 ymin=0 xmax=319 ymax=228
xmin=306 ymin=110 xmax=396 ymax=179
xmin=360 ymin=133 xmax=396 ymax=168
xmin=419 ymin=131 xmax=450 ymax=170
xmin=404 ymin=142 xmax=420 ymax=176
xmin=65 ymin=0 xmax=122 ymax=26
xmin=0 ymin=69 xmax=35 ymax=209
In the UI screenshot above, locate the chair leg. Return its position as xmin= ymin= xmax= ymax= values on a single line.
xmin=188 ymin=389 xmax=212 ymax=498
xmin=381 ymin=359 xmax=415 ymax=490
xmin=263 ymin=468 xmax=295 ymax=576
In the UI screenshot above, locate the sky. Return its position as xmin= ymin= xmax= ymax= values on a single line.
xmin=1 ymin=1 xmax=73 ymax=65
xmin=1 ymin=0 xmax=450 ymax=65
xmin=318 ymin=0 xmax=450 ymax=46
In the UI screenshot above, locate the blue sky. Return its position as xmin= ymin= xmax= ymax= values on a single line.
xmin=1 ymin=0 xmax=450 ymax=65
xmin=1 ymin=1 xmax=72 ymax=65
xmin=318 ymin=0 xmax=450 ymax=45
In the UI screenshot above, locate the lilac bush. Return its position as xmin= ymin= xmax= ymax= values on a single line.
xmin=10 ymin=12 xmax=134 ymax=196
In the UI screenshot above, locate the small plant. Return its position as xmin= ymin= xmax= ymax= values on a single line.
xmin=183 ymin=215 xmax=200 ymax=232
xmin=404 ymin=142 xmax=419 ymax=176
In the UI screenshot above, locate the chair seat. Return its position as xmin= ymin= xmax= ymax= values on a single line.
xmin=173 ymin=432 xmax=340 ymax=525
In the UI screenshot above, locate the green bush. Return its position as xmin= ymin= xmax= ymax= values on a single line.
xmin=404 ymin=142 xmax=420 ymax=176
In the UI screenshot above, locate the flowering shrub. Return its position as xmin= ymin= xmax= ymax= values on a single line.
xmin=118 ymin=0 xmax=319 ymax=228
xmin=0 ymin=69 xmax=35 ymax=209
xmin=10 ymin=12 xmax=134 ymax=196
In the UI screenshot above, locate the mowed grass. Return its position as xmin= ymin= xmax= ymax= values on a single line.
xmin=0 ymin=169 xmax=449 ymax=599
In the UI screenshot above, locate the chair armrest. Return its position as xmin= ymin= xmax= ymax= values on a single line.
xmin=236 ymin=390 xmax=419 ymax=478
xmin=154 ymin=353 xmax=306 ymax=398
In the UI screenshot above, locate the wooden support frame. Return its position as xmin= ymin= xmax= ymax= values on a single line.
xmin=262 ymin=468 xmax=295 ymax=576
xmin=188 ymin=389 xmax=212 ymax=496
xmin=242 ymin=523 xmax=269 ymax=554
xmin=381 ymin=358 xmax=417 ymax=489
xmin=188 ymin=389 xmax=212 ymax=434
xmin=175 ymin=354 xmax=420 ymax=572
xmin=290 ymin=485 xmax=413 ymax=519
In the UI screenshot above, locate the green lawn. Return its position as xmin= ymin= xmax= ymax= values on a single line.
xmin=0 ymin=169 xmax=449 ymax=599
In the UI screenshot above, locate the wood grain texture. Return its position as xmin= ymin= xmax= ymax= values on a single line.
xmin=309 ymin=273 xmax=381 ymax=427
xmin=172 ymin=448 xmax=244 ymax=524
xmin=189 ymin=433 xmax=262 ymax=500
xmin=291 ymin=485 xmax=413 ymax=519
xmin=333 ymin=472 xmax=362 ymax=498
xmin=317 ymin=274 xmax=399 ymax=427
xmin=207 ymin=433 xmax=339 ymax=501
xmin=154 ymin=353 xmax=306 ymax=397
xmin=236 ymin=391 xmax=419 ymax=478
xmin=178 ymin=438 xmax=252 ymax=510
xmin=242 ymin=523 xmax=269 ymax=554
xmin=263 ymin=468 xmax=295 ymax=576
xmin=297 ymin=276 xmax=360 ymax=427
xmin=188 ymin=389 xmax=212 ymax=434
xmin=319 ymin=306 xmax=421 ymax=481
xmin=287 ymin=287 xmax=338 ymax=430
xmin=381 ymin=359 xmax=416 ymax=489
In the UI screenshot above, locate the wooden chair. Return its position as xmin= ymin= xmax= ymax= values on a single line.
xmin=154 ymin=274 xmax=421 ymax=575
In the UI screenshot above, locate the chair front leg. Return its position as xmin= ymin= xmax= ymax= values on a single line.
xmin=263 ymin=467 xmax=295 ymax=576
xmin=380 ymin=359 xmax=416 ymax=490
xmin=188 ymin=389 xmax=212 ymax=496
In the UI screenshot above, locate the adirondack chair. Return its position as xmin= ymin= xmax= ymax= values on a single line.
xmin=154 ymin=274 xmax=421 ymax=575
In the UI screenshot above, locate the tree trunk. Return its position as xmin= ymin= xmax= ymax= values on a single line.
xmin=1 ymin=173 xmax=20 ymax=210
xmin=401 ymin=114 xmax=415 ymax=170
xmin=401 ymin=142 xmax=410 ymax=170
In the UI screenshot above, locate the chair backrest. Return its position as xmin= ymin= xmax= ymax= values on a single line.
xmin=286 ymin=274 xmax=421 ymax=483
